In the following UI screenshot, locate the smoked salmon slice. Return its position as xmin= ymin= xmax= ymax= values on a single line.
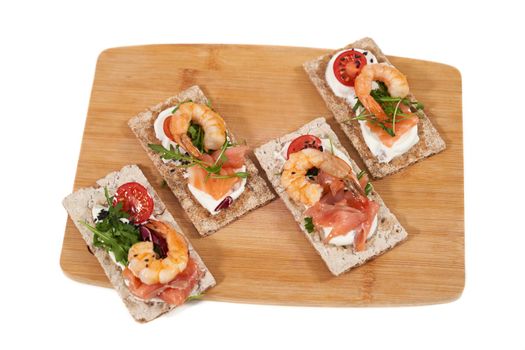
xmin=188 ymin=146 xmax=248 ymax=200
xmin=366 ymin=114 xmax=418 ymax=148
xmin=188 ymin=165 xmax=240 ymax=200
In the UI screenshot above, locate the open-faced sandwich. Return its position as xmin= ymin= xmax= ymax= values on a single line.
xmin=255 ymin=118 xmax=407 ymax=275
xmin=304 ymin=37 xmax=446 ymax=179
xmin=128 ymin=85 xmax=275 ymax=236
xmin=62 ymin=165 xmax=215 ymax=322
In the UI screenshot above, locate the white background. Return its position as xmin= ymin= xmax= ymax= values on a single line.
xmin=1 ymin=0 xmax=524 ymax=349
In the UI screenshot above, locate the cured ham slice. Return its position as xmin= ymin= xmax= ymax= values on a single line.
xmin=317 ymin=170 xmax=345 ymax=196
xmin=306 ymin=187 xmax=379 ymax=250
xmin=353 ymin=200 xmax=379 ymax=251
xmin=305 ymin=202 xmax=366 ymax=240
xmin=123 ymin=258 xmax=202 ymax=306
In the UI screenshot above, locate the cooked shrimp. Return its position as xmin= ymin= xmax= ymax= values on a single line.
xmin=354 ymin=63 xmax=409 ymax=120
xmin=281 ymin=148 xmax=362 ymax=206
xmin=127 ymin=220 xmax=189 ymax=285
xmin=169 ymin=102 xmax=227 ymax=157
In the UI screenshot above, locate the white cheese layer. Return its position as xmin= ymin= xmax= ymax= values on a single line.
xmin=321 ymin=213 xmax=378 ymax=247
xmin=359 ymin=119 xmax=419 ymax=163
xmin=187 ymin=165 xmax=248 ymax=215
xmin=153 ymin=107 xmax=181 ymax=151
xmin=325 ymin=49 xmax=418 ymax=163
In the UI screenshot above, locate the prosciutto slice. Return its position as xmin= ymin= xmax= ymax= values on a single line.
xmin=123 ymin=258 xmax=202 ymax=306
xmin=305 ymin=188 xmax=379 ymax=250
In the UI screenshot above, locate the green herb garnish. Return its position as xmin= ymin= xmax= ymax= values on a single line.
xmin=351 ymin=112 xmax=395 ymax=137
xmin=352 ymin=99 xmax=363 ymax=113
xmin=148 ymin=140 xmax=248 ymax=181
xmin=350 ymin=81 xmax=424 ymax=137
xmin=186 ymin=293 xmax=204 ymax=301
xmin=208 ymin=172 xmax=249 ymax=179
xmin=187 ymin=122 xmax=205 ymax=153
xmin=356 ymin=170 xmax=373 ymax=196
xmin=304 ymin=217 xmax=315 ymax=233
xmin=79 ymin=187 xmax=140 ymax=265
xmin=364 ymin=182 xmax=373 ymax=196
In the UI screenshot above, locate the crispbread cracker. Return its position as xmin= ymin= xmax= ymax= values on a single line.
xmin=303 ymin=37 xmax=446 ymax=179
xmin=254 ymin=118 xmax=407 ymax=275
xmin=62 ymin=165 xmax=216 ymax=322
xmin=128 ymin=86 xmax=275 ymax=236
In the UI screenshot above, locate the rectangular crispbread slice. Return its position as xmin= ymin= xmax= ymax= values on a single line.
xmin=254 ymin=118 xmax=408 ymax=276
xmin=128 ymin=86 xmax=275 ymax=236
xmin=62 ymin=164 xmax=216 ymax=322
xmin=303 ymin=37 xmax=446 ymax=179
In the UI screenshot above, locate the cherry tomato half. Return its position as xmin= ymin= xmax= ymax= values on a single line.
xmin=333 ymin=49 xmax=368 ymax=87
xmin=113 ymin=182 xmax=154 ymax=224
xmin=286 ymin=135 xmax=323 ymax=159
xmin=163 ymin=115 xmax=175 ymax=141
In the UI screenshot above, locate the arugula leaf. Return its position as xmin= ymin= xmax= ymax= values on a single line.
xmin=148 ymin=144 xmax=184 ymax=161
xmin=353 ymin=81 xmax=424 ymax=136
xmin=187 ymin=122 xmax=205 ymax=153
xmin=414 ymin=101 xmax=424 ymax=110
xmin=213 ymin=137 xmax=230 ymax=166
xmin=356 ymin=170 xmax=373 ymax=196
xmin=80 ymin=187 xmax=140 ymax=265
xmin=379 ymin=124 xmax=395 ymax=137
xmin=209 ymin=172 xmax=249 ymax=179
xmin=186 ymin=293 xmax=204 ymax=301
xmin=304 ymin=217 xmax=314 ymax=233
xmin=148 ymin=141 xmax=249 ymax=180
xmin=354 ymin=113 xmax=395 ymax=136
xmin=352 ymin=99 xmax=363 ymax=113
xmin=364 ymin=182 xmax=373 ymax=196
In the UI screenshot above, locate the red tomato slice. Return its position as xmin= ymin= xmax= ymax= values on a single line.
xmin=113 ymin=182 xmax=154 ymax=224
xmin=333 ymin=50 xmax=368 ymax=87
xmin=286 ymin=135 xmax=323 ymax=159
xmin=163 ymin=115 xmax=175 ymax=141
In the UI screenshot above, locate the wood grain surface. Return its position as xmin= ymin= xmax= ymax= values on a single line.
xmin=60 ymin=44 xmax=464 ymax=306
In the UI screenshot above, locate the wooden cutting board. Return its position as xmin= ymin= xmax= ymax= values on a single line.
xmin=60 ymin=44 xmax=464 ymax=306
